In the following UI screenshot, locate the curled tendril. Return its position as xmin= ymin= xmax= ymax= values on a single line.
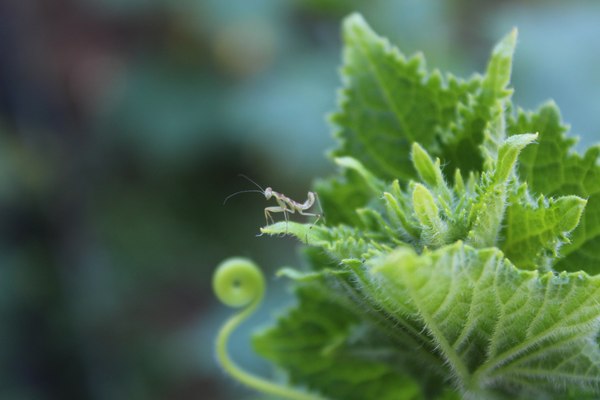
xmin=213 ymin=257 xmax=325 ymax=400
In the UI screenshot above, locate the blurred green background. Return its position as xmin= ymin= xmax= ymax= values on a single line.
xmin=0 ymin=1 xmax=598 ymax=399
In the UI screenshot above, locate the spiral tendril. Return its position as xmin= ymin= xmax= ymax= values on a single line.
xmin=213 ymin=257 xmax=325 ymax=400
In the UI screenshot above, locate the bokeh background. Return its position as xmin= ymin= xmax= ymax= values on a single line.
xmin=1 ymin=0 xmax=599 ymax=399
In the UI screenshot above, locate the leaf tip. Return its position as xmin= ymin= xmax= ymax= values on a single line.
xmin=342 ymin=12 xmax=370 ymax=40
xmin=493 ymin=27 xmax=518 ymax=58
xmin=556 ymin=195 xmax=587 ymax=232
xmin=411 ymin=143 xmax=443 ymax=187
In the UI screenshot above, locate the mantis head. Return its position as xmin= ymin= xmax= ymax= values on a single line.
xmin=264 ymin=187 xmax=273 ymax=200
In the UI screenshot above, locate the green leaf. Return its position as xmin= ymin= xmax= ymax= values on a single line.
xmin=466 ymin=134 xmax=537 ymax=248
xmin=509 ymin=103 xmax=600 ymax=272
xmin=333 ymin=157 xmax=385 ymax=195
xmin=276 ymin=267 xmax=350 ymax=282
xmin=501 ymin=191 xmax=587 ymax=270
xmin=411 ymin=143 xmax=454 ymax=207
xmin=260 ymin=221 xmax=329 ymax=246
xmin=412 ymin=183 xmax=448 ymax=247
xmin=314 ymin=172 xmax=373 ymax=227
xmin=481 ymin=28 xmax=517 ymax=99
xmin=253 ymin=283 xmax=425 ymax=400
xmin=331 ymin=13 xmax=478 ymax=182
xmin=332 ymin=15 xmax=519 ymax=185
xmin=437 ymin=28 xmax=517 ymax=178
xmin=261 ymin=221 xmax=385 ymax=262
xmin=494 ymin=133 xmax=538 ymax=183
xmin=411 ymin=143 xmax=446 ymax=189
xmin=370 ymin=243 xmax=600 ymax=398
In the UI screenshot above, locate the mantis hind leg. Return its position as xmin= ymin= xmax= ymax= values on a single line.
xmin=298 ymin=211 xmax=321 ymax=244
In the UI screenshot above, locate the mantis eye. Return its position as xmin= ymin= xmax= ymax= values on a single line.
xmin=265 ymin=188 xmax=272 ymax=199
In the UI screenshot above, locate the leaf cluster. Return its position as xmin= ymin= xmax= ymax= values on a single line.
xmin=255 ymin=14 xmax=600 ymax=400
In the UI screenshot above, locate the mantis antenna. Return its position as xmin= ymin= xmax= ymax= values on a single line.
xmin=237 ymin=173 xmax=266 ymax=192
xmin=222 ymin=174 xmax=267 ymax=205
xmin=223 ymin=189 xmax=264 ymax=205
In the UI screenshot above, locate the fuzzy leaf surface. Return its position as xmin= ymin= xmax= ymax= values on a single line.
xmin=253 ymin=283 xmax=424 ymax=400
xmin=501 ymin=192 xmax=586 ymax=270
xmin=371 ymin=243 xmax=600 ymax=398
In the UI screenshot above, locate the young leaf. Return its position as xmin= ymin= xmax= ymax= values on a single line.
xmin=501 ymin=191 xmax=587 ymax=270
xmin=466 ymin=134 xmax=537 ymax=248
xmin=412 ymin=183 xmax=448 ymax=247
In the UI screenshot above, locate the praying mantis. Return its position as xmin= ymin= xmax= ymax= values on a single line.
xmin=224 ymin=175 xmax=323 ymax=237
